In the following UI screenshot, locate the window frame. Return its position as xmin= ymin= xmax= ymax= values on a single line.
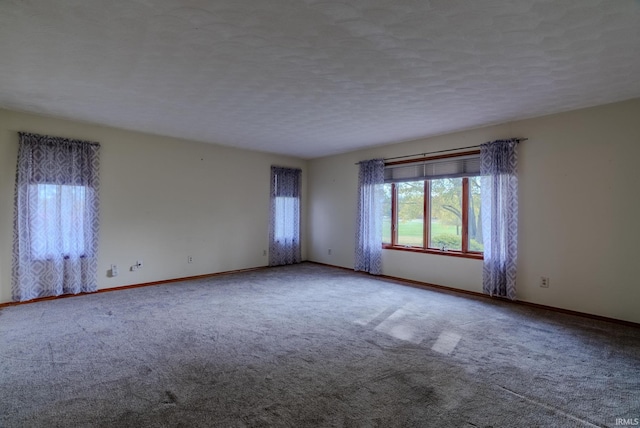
xmin=382 ymin=150 xmax=483 ymax=260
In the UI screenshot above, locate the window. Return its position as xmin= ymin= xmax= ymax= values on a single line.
xmin=269 ymin=166 xmax=302 ymax=266
xmin=382 ymin=151 xmax=483 ymax=258
xmin=274 ymin=196 xmax=298 ymax=241
xmin=396 ymin=181 xmax=424 ymax=247
xmin=12 ymin=132 xmax=100 ymax=301
xmin=30 ymin=184 xmax=90 ymax=259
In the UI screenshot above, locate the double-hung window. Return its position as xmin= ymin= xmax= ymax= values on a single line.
xmin=382 ymin=151 xmax=483 ymax=258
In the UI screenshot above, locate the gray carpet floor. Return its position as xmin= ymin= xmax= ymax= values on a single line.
xmin=1 ymin=263 xmax=639 ymax=427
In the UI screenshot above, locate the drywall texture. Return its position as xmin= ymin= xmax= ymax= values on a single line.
xmin=308 ymin=98 xmax=640 ymax=324
xmin=0 ymin=109 xmax=307 ymax=304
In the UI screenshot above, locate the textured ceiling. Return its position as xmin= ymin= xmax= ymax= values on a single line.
xmin=1 ymin=0 xmax=639 ymax=159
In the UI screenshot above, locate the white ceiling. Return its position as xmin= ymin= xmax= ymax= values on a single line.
xmin=1 ymin=1 xmax=639 ymax=159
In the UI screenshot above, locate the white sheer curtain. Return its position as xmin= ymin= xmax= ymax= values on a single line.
xmin=269 ymin=166 xmax=301 ymax=266
xmin=12 ymin=132 xmax=100 ymax=301
xmin=355 ymin=159 xmax=384 ymax=275
xmin=481 ymin=139 xmax=518 ymax=300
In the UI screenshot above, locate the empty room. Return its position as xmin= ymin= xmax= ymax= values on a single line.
xmin=1 ymin=1 xmax=639 ymax=427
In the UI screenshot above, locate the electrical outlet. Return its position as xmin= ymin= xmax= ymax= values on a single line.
xmin=130 ymin=265 xmax=137 ymax=272
xmin=136 ymin=260 xmax=143 ymax=269
xmin=188 ymin=255 xmax=193 ymax=264
xmin=110 ymin=264 xmax=118 ymax=277
xmin=540 ymin=277 xmax=550 ymax=288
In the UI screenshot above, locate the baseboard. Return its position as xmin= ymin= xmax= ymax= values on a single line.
xmin=4 ymin=261 xmax=638 ymax=328
xmin=0 ymin=265 xmax=269 ymax=308
xmin=307 ymin=261 xmax=640 ymax=328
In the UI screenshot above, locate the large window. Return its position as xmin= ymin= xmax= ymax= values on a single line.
xmin=382 ymin=151 xmax=483 ymax=258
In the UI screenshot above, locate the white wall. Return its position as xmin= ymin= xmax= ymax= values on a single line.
xmin=308 ymin=98 xmax=640 ymax=324
xmin=0 ymin=109 xmax=308 ymax=304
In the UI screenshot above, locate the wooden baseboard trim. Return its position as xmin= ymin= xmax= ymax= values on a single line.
xmin=0 ymin=265 xmax=269 ymax=309
xmin=307 ymin=261 xmax=640 ymax=328
xmin=4 ymin=261 xmax=638 ymax=328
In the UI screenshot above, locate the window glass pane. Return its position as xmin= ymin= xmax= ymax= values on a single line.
xmin=382 ymin=183 xmax=392 ymax=244
xmin=429 ymin=178 xmax=462 ymax=251
xmin=397 ymin=181 xmax=424 ymax=247
xmin=468 ymin=176 xmax=484 ymax=252
xmin=274 ymin=196 xmax=297 ymax=240
xmin=30 ymin=184 xmax=87 ymax=259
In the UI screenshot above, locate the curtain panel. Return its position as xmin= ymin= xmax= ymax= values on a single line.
xmin=12 ymin=132 xmax=101 ymax=301
xmin=355 ymin=159 xmax=384 ymax=275
xmin=269 ymin=166 xmax=301 ymax=266
xmin=480 ymin=139 xmax=518 ymax=300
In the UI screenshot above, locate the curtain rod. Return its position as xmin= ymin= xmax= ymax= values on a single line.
xmin=355 ymin=138 xmax=528 ymax=164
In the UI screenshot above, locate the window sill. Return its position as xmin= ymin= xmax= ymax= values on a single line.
xmin=382 ymin=245 xmax=484 ymax=260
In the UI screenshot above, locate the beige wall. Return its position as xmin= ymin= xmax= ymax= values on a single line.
xmin=308 ymin=98 xmax=640 ymax=324
xmin=2 ymin=100 xmax=639 ymax=323
xmin=0 ymin=109 xmax=308 ymax=303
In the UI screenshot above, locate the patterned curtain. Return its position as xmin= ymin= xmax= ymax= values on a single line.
xmin=480 ymin=139 xmax=518 ymax=300
xmin=354 ymin=159 xmax=384 ymax=275
xmin=269 ymin=166 xmax=301 ymax=266
xmin=12 ymin=132 xmax=101 ymax=301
